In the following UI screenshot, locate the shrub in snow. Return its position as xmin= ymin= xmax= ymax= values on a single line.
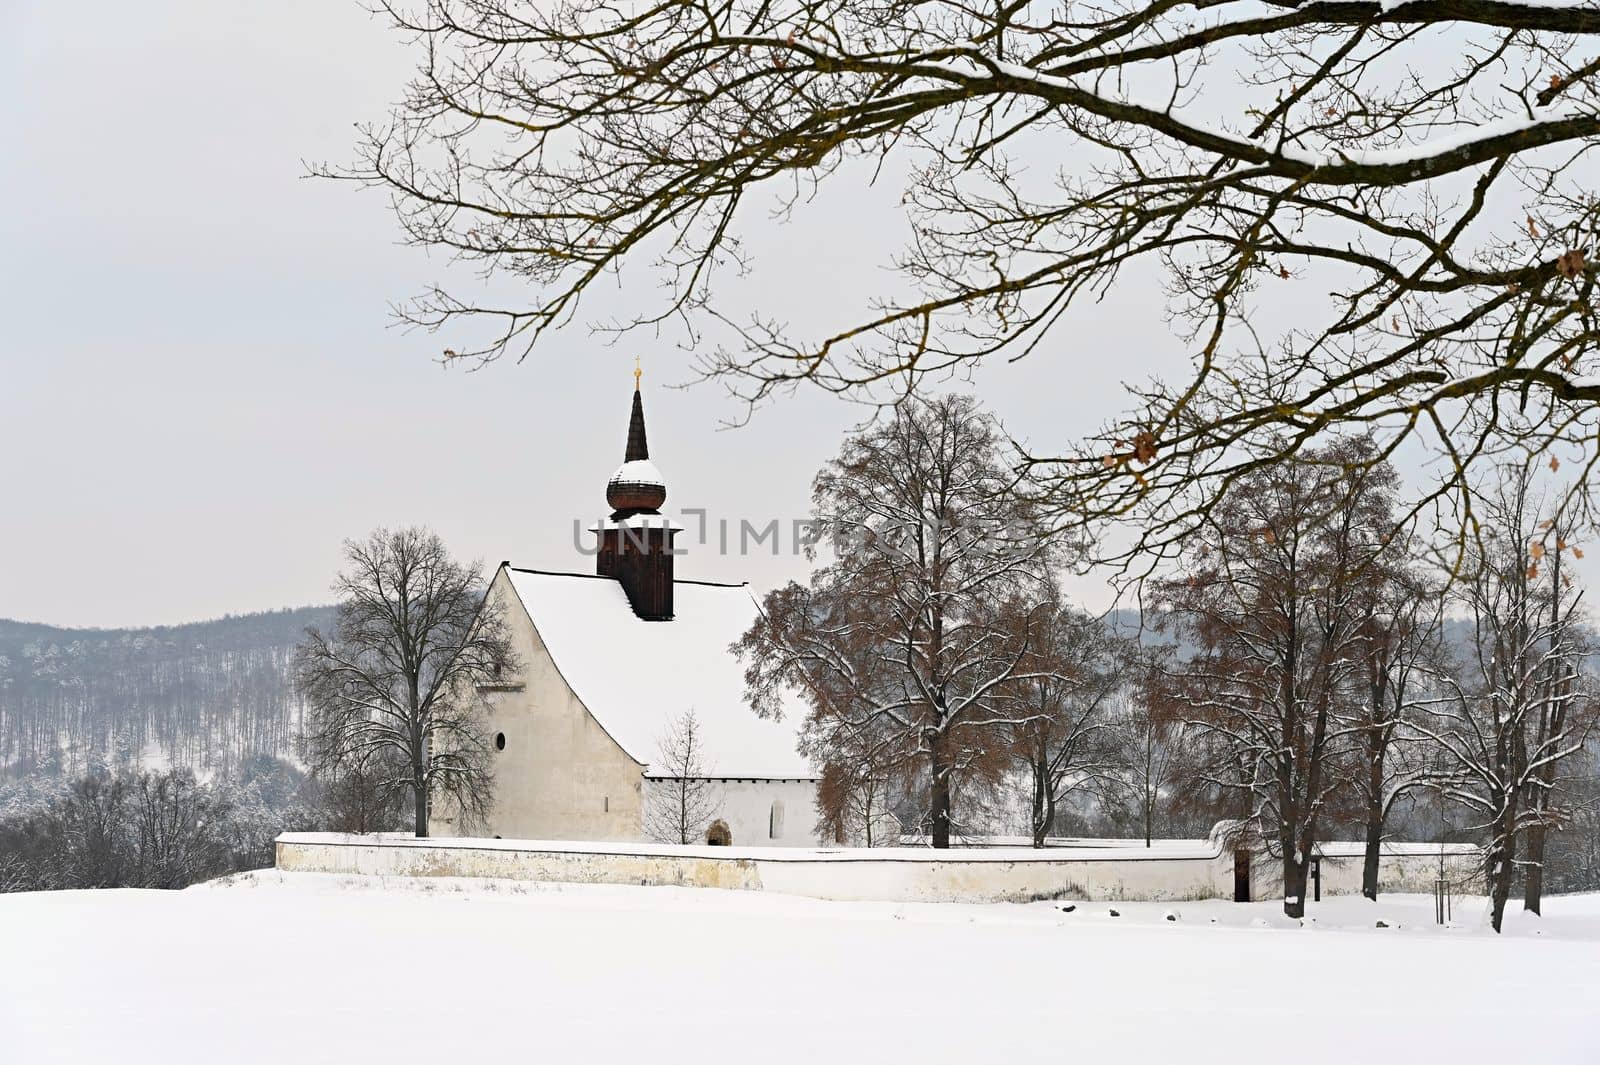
xmin=0 ymin=764 xmax=322 ymax=892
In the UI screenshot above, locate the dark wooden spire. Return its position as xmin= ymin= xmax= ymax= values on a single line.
xmin=625 ymin=388 xmax=650 ymax=462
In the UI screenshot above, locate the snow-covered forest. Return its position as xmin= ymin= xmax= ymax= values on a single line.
xmin=0 ymin=607 xmax=330 ymax=781
xmin=0 ymin=608 xmax=356 ymax=892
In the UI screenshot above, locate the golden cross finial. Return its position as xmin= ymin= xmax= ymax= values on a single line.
xmin=634 ymin=353 xmax=642 ymax=390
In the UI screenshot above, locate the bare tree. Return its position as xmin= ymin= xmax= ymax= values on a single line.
xmin=324 ymin=1 xmax=1600 ymax=564
xmin=0 ymin=767 xmax=311 ymax=893
xmin=55 ymin=771 xmax=130 ymax=888
xmin=1346 ymin=539 xmax=1442 ymax=899
xmin=1417 ymin=467 xmax=1594 ymax=930
xmin=643 ymin=709 xmax=724 ymax=845
xmin=1156 ymin=438 xmax=1398 ymax=917
xmin=999 ymin=589 xmax=1132 ymax=846
xmin=1547 ymin=745 xmax=1600 ymax=893
xmin=739 ymin=394 xmax=1055 ymax=847
xmin=308 ymin=748 xmax=413 ymax=835
xmin=296 ymin=528 xmax=512 ymax=838
xmin=1518 ymin=510 xmax=1600 ymax=912
xmin=1113 ymin=663 xmax=1189 ymax=847
xmin=128 ymin=770 xmax=232 ymax=890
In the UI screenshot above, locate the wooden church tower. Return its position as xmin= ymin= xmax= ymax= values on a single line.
xmin=595 ymin=365 xmax=678 ymax=620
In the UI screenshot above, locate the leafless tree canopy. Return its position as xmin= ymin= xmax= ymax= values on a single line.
xmin=643 ymin=709 xmax=725 ymax=844
xmin=329 ymin=0 xmax=1599 ymax=562
xmin=296 ymin=527 xmax=513 ymax=837
xmin=0 ymin=765 xmax=317 ymax=893
xmin=1343 ymin=541 xmax=1442 ymax=899
xmin=1417 ymin=466 xmax=1597 ymax=929
xmin=1108 ymin=659 xmax=1193 ymax=847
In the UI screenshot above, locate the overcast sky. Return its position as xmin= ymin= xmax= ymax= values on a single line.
xmin=5 ymin=2 xmax=1590 ymax=629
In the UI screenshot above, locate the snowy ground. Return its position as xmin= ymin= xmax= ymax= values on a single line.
xmin=3 ymin=873 xmax=1596 ymax=1065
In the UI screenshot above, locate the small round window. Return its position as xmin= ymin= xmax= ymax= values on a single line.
xmin=495 ymin=732 xmax=507 ymax=751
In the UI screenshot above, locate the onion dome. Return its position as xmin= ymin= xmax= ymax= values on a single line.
xmin=606 ymin=379 xmax=668 ymax=518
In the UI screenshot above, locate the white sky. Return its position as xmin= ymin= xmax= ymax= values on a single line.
xmin=3 ymin=2 xmax=1592 ymax=628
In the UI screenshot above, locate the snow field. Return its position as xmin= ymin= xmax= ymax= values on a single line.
xmin=1 ymin=872 xmax=1596 ymax=1065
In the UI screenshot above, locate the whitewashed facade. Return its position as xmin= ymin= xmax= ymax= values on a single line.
xmin=428 ymin=566 xmax=822 ymax=846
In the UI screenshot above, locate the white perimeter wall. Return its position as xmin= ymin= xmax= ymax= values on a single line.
xmin=276 ymin=834 xmax=1480 ymax=904
xmin=645 ymin=779 xmax=822 ymax=848
xmin=1250 ymin=849 xmax=1480 ymax=901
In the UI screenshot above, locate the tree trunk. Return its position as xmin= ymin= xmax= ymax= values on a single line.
xmin=1522 ymin=823 xmax=1546 ymax=916
xmin=679 ymin=778 xmax=689 ymax=844
xmin=1282 ymin=851 xmax=1309 ymax=919
xmin=413 ymin=769 xmax=429 ymax=839
xmin=1487 ymin=836 xmax=1516 ymax=933
xmin=1361 ymin=725 xmax=1387 ymax=900
xmin=1030 ymin=757 xmax=1048 ymax=848
xmin=1361 ymin=805 xmax=1383 ymax=901
xmin=930 ymin=739 xmax=952 ymax=850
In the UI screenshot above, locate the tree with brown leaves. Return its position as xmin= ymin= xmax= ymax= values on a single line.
xmin=737 ymin=394 xmax=1055 ymax=847
xmin=998 ymin=586 xmax=1134 ymax=846
xmin=1155 ymin=437 xmax=1399 ymax=917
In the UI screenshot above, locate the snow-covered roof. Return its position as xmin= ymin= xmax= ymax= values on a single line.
xmin=503 ymin=568 xmax=814 ymax=780
xmin=607 ymin=458 xmax=665 ymax=488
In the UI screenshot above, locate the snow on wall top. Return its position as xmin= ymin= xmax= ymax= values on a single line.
xmin=504 ymin=568 xmax=815 ymax=780
xmin=273 ymin=832 xmax=1220 ymax=863
xmin=275 ymin=831 xmax=1481 ymax=864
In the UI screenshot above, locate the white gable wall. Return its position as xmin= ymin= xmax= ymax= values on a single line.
xmin=434 ymin=567 xmax=824 ymax=846
xmin=431 ymin=568 xmax=646 ymax=842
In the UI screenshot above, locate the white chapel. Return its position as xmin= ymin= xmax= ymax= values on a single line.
xmin=428 ymin=375 xmax=821 ymax=846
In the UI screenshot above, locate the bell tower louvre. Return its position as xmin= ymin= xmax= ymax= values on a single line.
xmin=594 ymin=363 xmax=678 ymax=620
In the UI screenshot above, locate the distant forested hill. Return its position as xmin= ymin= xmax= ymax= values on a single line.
xmin=0 ymin=607 xmax=333 ymax=781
